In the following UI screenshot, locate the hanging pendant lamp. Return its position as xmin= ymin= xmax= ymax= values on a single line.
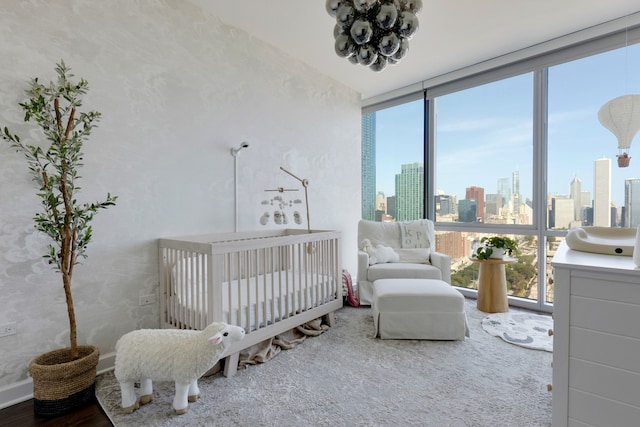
xmin=326 ymin=0 xmax=422 ymax=72
xmin=598 ymin=94 xmax=640 ymax=167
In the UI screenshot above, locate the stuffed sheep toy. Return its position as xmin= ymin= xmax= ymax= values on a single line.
xmin=361 ymin=238 xmax=399 ymax=265
xmin=114 ymin=322 xmax=245 ymax=415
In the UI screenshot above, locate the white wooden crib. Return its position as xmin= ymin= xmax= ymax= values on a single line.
xmin=158 ymin=229 xmax=342 ymax=377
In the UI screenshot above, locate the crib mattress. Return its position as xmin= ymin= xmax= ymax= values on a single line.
xmin=169 ymin=269 xmax=334 ymax=331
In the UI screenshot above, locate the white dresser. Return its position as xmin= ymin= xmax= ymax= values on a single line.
xmin=551 ymin=242 xmax=640 ymax=426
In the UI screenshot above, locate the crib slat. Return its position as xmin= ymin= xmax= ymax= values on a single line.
xmin=269 ymin=247 xmax=275 ymax=326
xmin=252 ymin=249 xmax=257 ymax=331
xmin=225 ymin=253 xmax=232 ymax=326
xmin=209 ymin=253 xmax=223 ymax=325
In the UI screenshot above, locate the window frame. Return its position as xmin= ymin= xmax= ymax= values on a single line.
xmin=363 ymin=18 xmax=640 ymax=313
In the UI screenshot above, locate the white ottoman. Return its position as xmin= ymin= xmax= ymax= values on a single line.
xmin=372 ymin=279 xmax=469 ymax=340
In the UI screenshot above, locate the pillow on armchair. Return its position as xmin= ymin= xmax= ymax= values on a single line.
xmin=395 ymin=248 xmax=431 ymax=264
xmin=361 ymin=239 xmax=400 ymax=265
xmin=396 ymin=219 xmax=434 ymax=263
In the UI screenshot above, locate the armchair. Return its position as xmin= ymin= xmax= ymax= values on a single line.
xmin=357 ymin=219 xmax=451 ymax=305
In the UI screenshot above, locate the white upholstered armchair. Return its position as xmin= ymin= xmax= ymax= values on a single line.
xmin=357 ymin=219 xmax=452 ymax=305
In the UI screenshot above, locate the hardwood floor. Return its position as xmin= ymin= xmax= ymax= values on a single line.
xmin=0 ymin=399 xmax=111 ymax=427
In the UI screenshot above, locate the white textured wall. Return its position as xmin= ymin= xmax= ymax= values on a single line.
xmin=0 ymin=0 xmax=360 ymax=397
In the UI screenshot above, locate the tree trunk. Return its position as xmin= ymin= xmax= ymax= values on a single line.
xmin=62 ymin=270 xmax=78 ymax=360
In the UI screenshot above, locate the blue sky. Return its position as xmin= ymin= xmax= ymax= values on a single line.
xmin=375 ymin=43 xmax=640 ymax=209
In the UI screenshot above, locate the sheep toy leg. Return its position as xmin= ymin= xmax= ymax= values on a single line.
xmin=187 ymin=379 xmax=201 ymax=402
xmin=173 ymin=382 xmax=191 ymax=415
xmin=119 ymin=381 xmax=139 ymax=414
xmin=139 ymin=378 xmax=153 ymax=405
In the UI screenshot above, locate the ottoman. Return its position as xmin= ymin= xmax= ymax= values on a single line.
xmin=372 ymin=278 xmax=469 ymax=340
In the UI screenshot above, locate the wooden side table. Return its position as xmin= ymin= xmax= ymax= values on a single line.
xmin=470 ymin=257 xmax=516 ymax=313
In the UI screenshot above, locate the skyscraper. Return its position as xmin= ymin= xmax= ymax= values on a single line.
xmin=361 ymin=113 xmax=376 ymax=220
xmin=375 ymin=191 xmax=387 ymax=221
xmin=387 ymin=196 xmax=396 ymax=219
xmin=436 ymin=194 xmax=456 ymax=216
xmin=580 ymin=191 xmax=591 ymax=223
xmin=485 ymin=194 xmax=499 ymax=216
xmin=465 ymin=186 xmax=485 ymax=222
xmin=512 ymin=169 xmax=521 ymax=213
xmin=376 ymin=191 xmax=387 ymax=213
xmin=395 ymin=162 xmax=424 ymax=221
xmin=435 ymin=194 xmax=457 ymax=222
xmin=593 ymin=158 xmax=611 ymax=227
xmin=570 ymin=175 xmax=582 ymax=221
xmin=552 ymin=196 xmax=574 ymax=230
xmin=625 ymin=178 xmax=640 ymax=228
xmin=458 ymin=199 xmax=477 ymax=223
xmin=497 ymin=177 xmax=511 ymax=210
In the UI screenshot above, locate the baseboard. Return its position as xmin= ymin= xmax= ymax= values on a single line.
xmin=97 ymin=351 xmax=116 ymax=376
xmin=0 ymin=379 xmax=33 ymax=410
xmin=0 ymin=351 xmax=115 ymax=410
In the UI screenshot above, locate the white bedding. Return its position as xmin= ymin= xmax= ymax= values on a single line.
xmin=170 ymin=259 xmax=333 ymax=331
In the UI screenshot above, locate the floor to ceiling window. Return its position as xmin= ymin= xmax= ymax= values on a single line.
xmin=434 ymin=74 xmax=534 ymax=226
xmin=433 ymin=74 xmax=539 ymax=305
xmin=361 ymin=22 xmax=640 ymax=311
xmin=548 ymin=43 xmax=640 ymax=230
xmin=362 ymin=99 xmax=424 ymax=222
xmin=543 ymin=40 xmax=640 ymax=306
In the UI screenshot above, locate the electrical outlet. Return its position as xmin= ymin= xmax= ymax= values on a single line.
xmin=139 ymin=294 xmax=157 ymax=306
xmin=0 ymin=322 xmax=17 ymax=338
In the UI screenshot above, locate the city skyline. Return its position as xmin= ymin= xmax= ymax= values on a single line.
xmin=372 ymin=157 xmax=636 ymax=229
xmin=374 ymin=156 xmax=628 ymax=211
xmin=375 ymin=159 xmax=640 ymax=229
xmin=374 ymin=103 xmax=640 ymax=211
xmin=372 ymin=42 xmax=640 ymax=211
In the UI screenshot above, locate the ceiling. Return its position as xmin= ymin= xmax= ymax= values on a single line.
xmin=189 ymin=1 xmax=640 ymax=101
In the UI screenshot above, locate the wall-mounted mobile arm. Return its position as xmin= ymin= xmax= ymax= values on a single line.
xmin=230 ymin=142 xmax=249 ymax=157
xmin=231 ymin=142 xmax=250 ymax=232
xmin=280 ymin=166 xmax=311 ymax=234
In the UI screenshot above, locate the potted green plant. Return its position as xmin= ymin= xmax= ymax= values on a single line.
xmin=1 ymin=61 xmax=116 ymax=417
xmin=473 ymin=236 xmax=519 ymax=260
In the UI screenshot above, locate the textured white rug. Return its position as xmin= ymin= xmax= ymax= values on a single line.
xmin=481 ymin=311 xmax=554 ymax=352
xmin=96 ymin=299 xmax=552 ymax=426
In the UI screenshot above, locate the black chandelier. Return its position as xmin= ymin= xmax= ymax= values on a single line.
xmin=326 ymin=0 xmax=422 ymax=72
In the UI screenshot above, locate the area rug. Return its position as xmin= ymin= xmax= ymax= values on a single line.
xmin=481 ymin=311 xmax=553 ymax=352
xmin=96 ymin=299 xmax=552 ymax=426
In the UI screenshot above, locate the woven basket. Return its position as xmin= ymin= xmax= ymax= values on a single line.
xmin=29 ymin=345 xmax=99 ymax=417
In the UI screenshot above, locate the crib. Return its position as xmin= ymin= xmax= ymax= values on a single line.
xmin=158 ymin=229 xmax=342 ymax=377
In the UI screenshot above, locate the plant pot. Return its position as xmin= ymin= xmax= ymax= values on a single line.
xmin=489 ymin=248 xmax=505 ymax=259
xmin=28 ymin=345 xmax=99 ymax=417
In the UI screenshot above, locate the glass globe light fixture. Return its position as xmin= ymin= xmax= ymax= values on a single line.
xmin=326 ymin=0 xmax=421 ymax=72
